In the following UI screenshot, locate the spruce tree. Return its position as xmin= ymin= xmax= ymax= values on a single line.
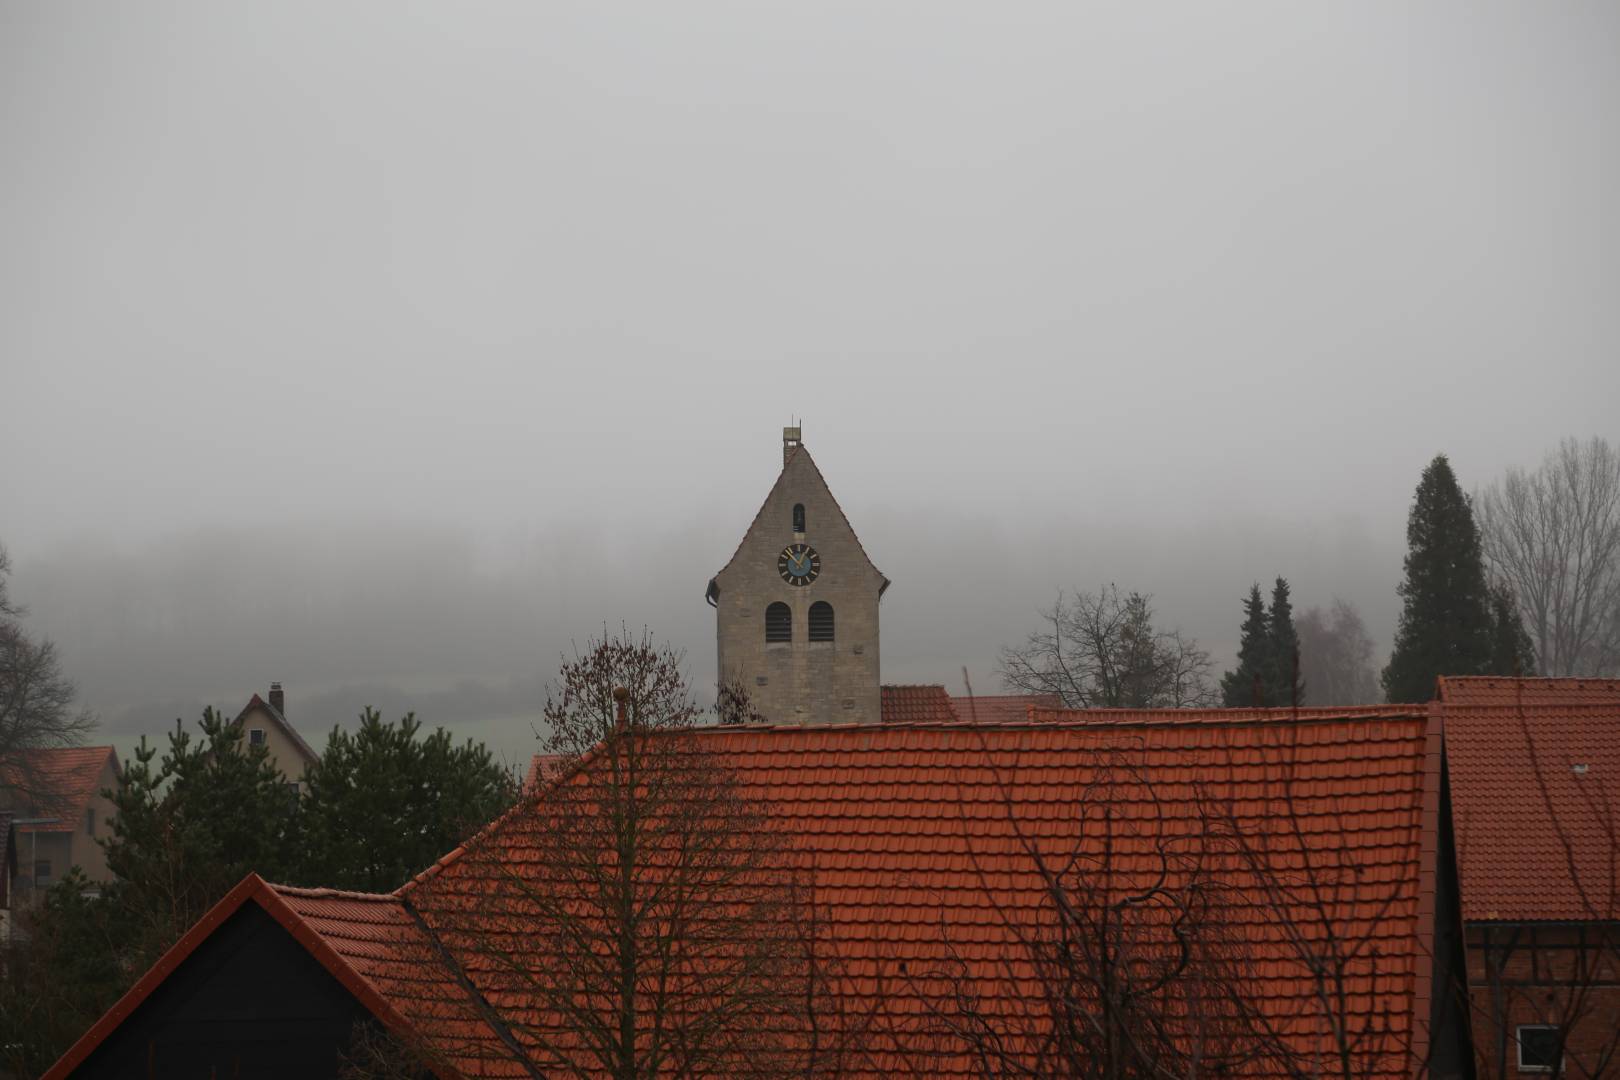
xmin=1220 ymin=584 xmax=1271 ymax=706
xmin=1267 ymin=577 xmax=1305 ymax=706
xmin=1381 ymin=455 xmax=1496 ymax=702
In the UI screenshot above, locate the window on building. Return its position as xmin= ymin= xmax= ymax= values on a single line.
xmin=765 ymin=602 xmax=793 ymax=643
xmin=34 ymin=859 xmax=52 ymax=890
xmin=85 ymin=808 xmax=95 ymax=836
xmin=809 ymin=601 xmax=835 ymax=642
xmin=1517 ymin=1026 xmax=1562 ymax=1072
xmin=792 ymin=503 xmax=806 ymax=533
xmin=249 ymin=728 xmax=267 ymax=747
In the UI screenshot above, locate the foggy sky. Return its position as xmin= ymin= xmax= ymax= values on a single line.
xmin=3 ymin=3 xmax=1617 ymax=769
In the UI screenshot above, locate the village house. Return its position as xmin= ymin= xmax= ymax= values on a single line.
xmin=1436 ymin=676 xmax=1620 ymax=1080
xmin=233 ymin=681 xmax=320 ymax=793
xmin=0 ymin=745 xmax=121 ymax=906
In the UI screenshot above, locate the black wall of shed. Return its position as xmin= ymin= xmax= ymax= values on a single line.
xmin=71 ymin=901 xmax=378 ymax=1079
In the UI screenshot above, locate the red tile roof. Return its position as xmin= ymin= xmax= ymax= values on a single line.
xmin=49 ymin=713 xmax=1448 ymax=1079
xmin=879 ymin=684 xmax=960 ymax=724
xmin=1437 ymin=675 xmax=1620 ymax=707
xmin=401 ymin=713 xmax=1441 ymax=1077
xmin=948 ymin=692 xmax=1061 ymax=723
xmin=0 ymin=746 xmax=118 ymax=832
xmin=1438 ymin=689 xmax=1620 ymax=923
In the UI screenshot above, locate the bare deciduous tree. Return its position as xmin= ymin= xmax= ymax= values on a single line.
xmin=1296 ymin=599 xmax=1380 ymax=706
xmin=0 ymin=542 xmax=96 ymax=810
xmin=1477 ymin=437 xmax=1620 ymax=676
xmin=998 ymin=586 xmax=1214 ymax=708
xmin=403 ymin=630 xmax=860 ymax=1079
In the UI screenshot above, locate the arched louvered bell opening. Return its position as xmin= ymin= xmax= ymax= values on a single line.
xmin=792 ymin=503 xmax=806 ymax=533
xmin=765 ymin=602 xmax=793 ymax=643
xmin=808 ymin=601 xmax=834 ymax=642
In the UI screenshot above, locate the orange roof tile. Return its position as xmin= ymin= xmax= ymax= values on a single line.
xmin=880 ymin=684 xmax=960 ymax=724
xmin=0 ymin=745 xmax=118 ymax=832
xmin=1438 ymin=688 xmax=1620 ymax=923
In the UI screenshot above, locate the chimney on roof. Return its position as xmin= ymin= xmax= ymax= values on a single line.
xmin=783 ymin=425 xmax=802 ymax=466
xmin=269 ymin=681 xmax=285 ymax=717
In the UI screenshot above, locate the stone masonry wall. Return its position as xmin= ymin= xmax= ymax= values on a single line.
xmin=712 ymin=448 xmax=884 ymax=725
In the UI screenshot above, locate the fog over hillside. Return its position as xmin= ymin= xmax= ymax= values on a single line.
xmin=3 ymin=3 xmax=1616 ymax=765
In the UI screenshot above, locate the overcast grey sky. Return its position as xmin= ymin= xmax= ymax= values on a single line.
xmin=3 ymin=3 xmax=1616 ymax=767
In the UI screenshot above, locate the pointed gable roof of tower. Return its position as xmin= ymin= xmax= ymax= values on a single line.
xmin=706 ymin=440 xmax=889 ymax=602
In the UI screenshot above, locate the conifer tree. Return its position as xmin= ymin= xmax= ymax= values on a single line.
xmin=1220 ymin=585 xmax=1271 ymax=706
xmin=1266 ymin=577 xmax=1305 ymax=707
xmin=1382 ymin=455 xmax=1496 ymax=702
xmin=1487 ymin=583 xmax=1538 ymax=677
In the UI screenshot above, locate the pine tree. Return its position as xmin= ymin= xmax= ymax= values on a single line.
xmin=1382 ymin=455 xmax=1496 ymax=702
xmin=295 ymin=709 xmax=517 ymax=892
xmin=1267 ymin=577 xmax=1305 ymax=707
xmin=1220 ymin=585 xmax=1271 ymax=706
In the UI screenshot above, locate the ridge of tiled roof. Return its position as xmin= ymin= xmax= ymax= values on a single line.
xmin=708 ymin=442 xmax=888 ymax=593
xmin=1036 ymin=704 xmax=1428 ymax=725
xmin=1436 ymin=674 xmax=1620 ymax=706
xmin=1438 ymin=692 xmax=1620 ymax=923
xmin=1 ymin=745 xmax=119 ymax=831
xmin=948 ymin=693 xmax=1062 ymax=724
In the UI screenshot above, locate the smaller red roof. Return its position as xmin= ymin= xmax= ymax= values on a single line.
xmin=879 ymin=684 xmax=960 ymax=723
xmin=1437 ymin=675 xmax=1620 ymax=707
xmin=949 ymin=693 xmax=1061 ymax=723
xmin=0 ymin=746 xmax=119 ymax=833
xmin=1439 ymin=693 xmax=1620 ymax=923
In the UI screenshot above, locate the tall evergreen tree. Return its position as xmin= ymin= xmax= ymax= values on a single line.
xmin=1487 ymin=583 xmax=1538 ymax=677
xmin=1220 ymin=584 xmax=1271 ymax=706
xmin=1382 ymin=455 xmax=1497 ymax=702
xmin=1266 ymin=577 xmax=1305 ymax=706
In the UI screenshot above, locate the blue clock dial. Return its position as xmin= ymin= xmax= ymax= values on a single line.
xmin=777 ymin=544 xmax=821 ymax=586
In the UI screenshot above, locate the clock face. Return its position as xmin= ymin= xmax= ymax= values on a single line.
xmin=778 ymin=543 xmax=821 ymax=586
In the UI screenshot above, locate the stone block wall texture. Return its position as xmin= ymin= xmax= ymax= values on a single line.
xmin=711 ymin=445 xmax=885 ymax=726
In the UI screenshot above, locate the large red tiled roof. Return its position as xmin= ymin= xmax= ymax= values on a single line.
xmin=1438 ymin=691 xmax=1620 ymax=923
xmin=395 ymin=713 xmax=1441 ymax=1078
xmin=879 ymin=684 xmax=960 ymax=723
xmin=0 ymin=745 xmax=118 ymax=832
xmin=948 ymin=693 xmax=1061 ymax=723
xmin=48 ymin=713 xmax=1447 ymax=1079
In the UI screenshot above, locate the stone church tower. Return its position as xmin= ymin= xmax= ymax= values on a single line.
xmin=706 ymin=429 xmax=889 ymax=725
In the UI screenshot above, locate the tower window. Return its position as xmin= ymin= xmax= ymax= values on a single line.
xmin=765 ymin=602 xmax=793 ymax=643
xmin=792 ymin=503 xmax=805 ymax=533
xmin=809 ymin=601 xmax=834 ymax=642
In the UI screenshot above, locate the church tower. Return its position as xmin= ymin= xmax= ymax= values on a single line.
xmin=706 ymin=428 xmax=888 ymax=725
